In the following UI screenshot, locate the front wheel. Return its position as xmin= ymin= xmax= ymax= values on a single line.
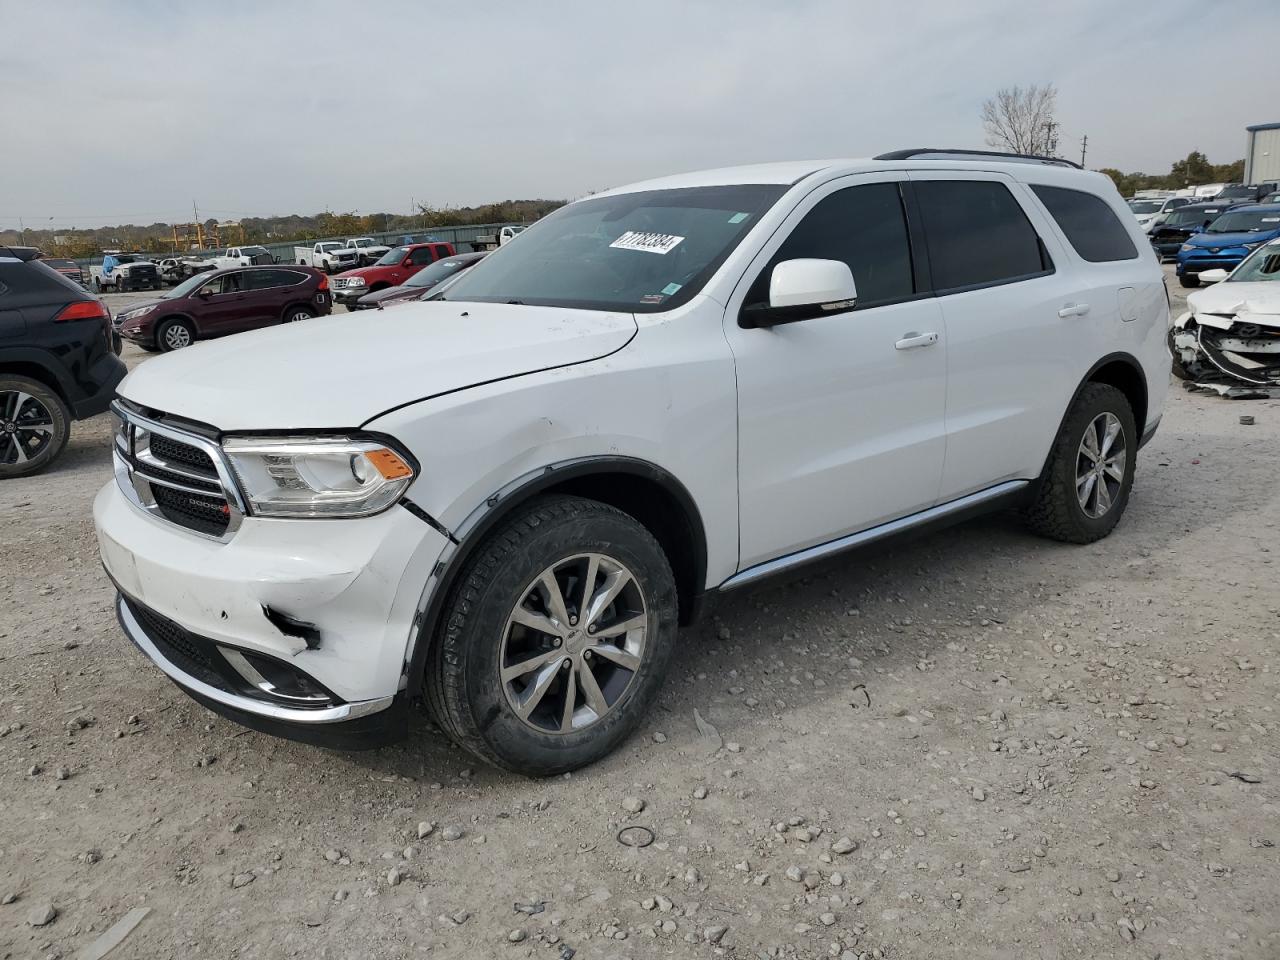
xmin=1178 ymin=274 xmax=1200 ymax=289
xmin=1024 ymin=383 xmax=1136 ymax=544
xmin=0 ymin=376 xmax=71 ymax=479
xmin=156 ymin=317 xmax=195 ymax=352
xmin=426 ymin=495 xmax=678 ymax=776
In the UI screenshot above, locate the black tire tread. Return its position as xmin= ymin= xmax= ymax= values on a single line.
xmin=0 ymin=375 xmax=71 ymax=478
xmin=425 ymin=494 xmax=673 ymax=774
xmin=1024 ymin=383 xmax=1134 ymax=544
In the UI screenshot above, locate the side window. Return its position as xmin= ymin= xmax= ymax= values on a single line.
xmin=247 ymin=269 xmax=302 ymax=290
xmin=1030 ymin=185 xmax=1138 ymax=263
xmin=913 ymin=180 xmax=1051 ymax=292
xmin=408 ymin=246 xmax=436 ymax=266
xmin=207 ymin=273 xmax=244 ymax=295
xmin=745 ymin=182 xmax=915 ymax=308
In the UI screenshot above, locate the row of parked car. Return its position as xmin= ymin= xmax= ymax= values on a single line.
xmin=1126 ymin=182 xmax=1280 ymax=287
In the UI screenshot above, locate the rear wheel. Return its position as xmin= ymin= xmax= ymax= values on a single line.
xmin=1024 ymin=383 xmax=1136 ymax=544
xmin=1178 ymin=274 xmax=1200 ymax=288
xmin=283 ymin=306 xmax=313 ymax=323
xmin=156 ymin=317 xmax=195 ymax=352
xmin=426 ymin=495 xmax=678 ymax=776
xmin=0 ymin=376 xmax=70 ymax=479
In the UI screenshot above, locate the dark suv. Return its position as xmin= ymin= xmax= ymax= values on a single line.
xmin=0 ymin=247 xmax=126 ymax=478
xmin=115 ymin=265 xmax=331 ymax=351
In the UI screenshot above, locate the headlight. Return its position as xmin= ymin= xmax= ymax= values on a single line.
xmin=222 ymin=436 xmax=416 ymax=518
xmin=1180 ymin=244 xmax=1194 ymax=253
xmin=1243 ymin=241 xmax=1263 ymax=249
xmin=346 ymin=277 xmax=366 ymax=287
xmin=122 ymin=305 xmax=155 ymax=320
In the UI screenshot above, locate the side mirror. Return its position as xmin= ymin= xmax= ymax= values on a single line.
xmin=1199 ymin=269 xmax=1230 ymax=284
xmin=1192 ymin=225 xmax=1205 ymax=234
xmin=740 ymin=259 xmax=858 ymax=328
xmin=195 ymin=287 xmax=213 ymax=298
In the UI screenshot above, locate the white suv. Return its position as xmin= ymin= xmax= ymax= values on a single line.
xmin=94 ymin=150 xmax=1170 ymax=775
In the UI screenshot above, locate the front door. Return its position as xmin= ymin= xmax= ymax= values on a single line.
xmin=195 ymin=272 xmax=249 ymax=337
xmin=724 ymin=174 xmax=948 ymax=570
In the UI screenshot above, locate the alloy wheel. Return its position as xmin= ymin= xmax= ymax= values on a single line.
xmin=0 ymin=390 xmax=55 ymax=465
xmin=500 ymin=552 xmax=647 ymax=734
xmin=1076 ymin=412 xmax=1126 ymax=519
xmin=163 ymin=324 xmax=192 ymax=350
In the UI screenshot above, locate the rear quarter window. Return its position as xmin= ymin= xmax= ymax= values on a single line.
xmin=1030 ymin=185 xmax=1139 ymax=263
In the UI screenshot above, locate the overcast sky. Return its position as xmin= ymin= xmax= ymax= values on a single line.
xmin=2 ymin=0 xmax=1276 ymax=229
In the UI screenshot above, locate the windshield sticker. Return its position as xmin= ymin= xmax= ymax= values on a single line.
xmin=610 ymin=231 xmax=685 ymax=255
xmin=728 ymin=212 xmax=750 ymax=224
xmin=640 ymin=294 xmax=665 ymax=304
xmin=661 ymin=282 xmax=682 ymax=296
xmin=1262 ymin=217 xmax=1280 ymax=223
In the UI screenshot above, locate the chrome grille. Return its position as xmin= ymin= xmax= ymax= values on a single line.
xmin=111 ymin=401 xmax=245 ymax=540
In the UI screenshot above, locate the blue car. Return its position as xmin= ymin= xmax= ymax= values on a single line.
xmin=1176 ymin=203 xmax=1280 ymax=287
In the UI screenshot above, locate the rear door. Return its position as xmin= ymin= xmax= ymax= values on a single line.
xmin=245 ymin=268 xmax=303 ymax=324
xmin=907 ymin=173 xmax=1089 ymax=499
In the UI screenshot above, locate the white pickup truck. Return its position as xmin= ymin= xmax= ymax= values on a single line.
xmin=294 ymin=242 xmax=360 ymax=274
xmin=345 ymin=237 xmax=392 ymax=266
xmin=210 ymin=246 xmax=275 ymax=269
xmin=470 ymin=225 xmax=527 ymax=251
xmin=89 ymin=252 xmax=162 ymax=292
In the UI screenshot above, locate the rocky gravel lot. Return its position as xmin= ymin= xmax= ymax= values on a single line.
xmin=2 ymin=272 xmax=1278 ymax=959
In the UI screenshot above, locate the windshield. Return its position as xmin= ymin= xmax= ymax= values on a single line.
xmin=242 ymin=246 xmax=268 ymax=256
xmin=405 ymin=257 xmax=474 ymax=287
xmin=318 ymin=243 xmax=342 ymax=252
xmin=1165 ymin=208 xmax=1219 ymax=226
xmin=1128 ymin=200 xmax=1163 ymax=214
xmin=44 ymin=258 xmax=76 ymax=268
xmin=1216 ymin=186 xmax=1255 ymax=199
xmin=441 ymin=184 xmax=787 ymax=312
xmin=1206 ymin=210 xmax=1280 ymax=234
xmin=166 ymin=272 xmax=213 ymax=298
xmin=1228 ymin=243 xmax=1280 ymax=282
xmin=375 ymin=246 xmax=410 ymax=266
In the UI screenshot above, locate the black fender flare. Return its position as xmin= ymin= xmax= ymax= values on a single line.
xmin=399 ymin=455 xmax=708 ymax=697
xmin=0 ymin=345 xmax=77 ymax=402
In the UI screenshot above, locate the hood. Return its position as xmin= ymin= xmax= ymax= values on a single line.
xmin=333 ymin=263 xmax=396 ymax=280
xmin=1187 ymin=282 xmax=1280 ymax=328
xmin=117 ymin=301 xmax=638 ymax=430
xmin=1187 ymin=231 xmax=1276 ymax=248
xmin=359 ymin=284 xmax=422 ymax=305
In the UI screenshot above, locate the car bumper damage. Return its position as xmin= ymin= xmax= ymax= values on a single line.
xmin=1172 ymin=302 xmax=1280 ymax=398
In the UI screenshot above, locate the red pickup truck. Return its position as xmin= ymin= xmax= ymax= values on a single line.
xmin=330 ymin=242 xmax=455 ymax=309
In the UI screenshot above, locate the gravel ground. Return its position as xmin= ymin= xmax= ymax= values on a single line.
xmin=3 ymin=271 xmax=1278 ymax=960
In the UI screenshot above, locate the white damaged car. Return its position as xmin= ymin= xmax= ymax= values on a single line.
xmin=1171 ymin=238 xmax=1280 ymax=396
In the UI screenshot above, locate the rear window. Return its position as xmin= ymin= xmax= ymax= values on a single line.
xmin=1030 ymin=185 xmax=1138 ymax=263
xmin=913 ymin=180 xmax=1051 ymax=292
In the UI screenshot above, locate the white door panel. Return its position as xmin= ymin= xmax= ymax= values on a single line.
xmin=724 ymin=173 xmax=947 ymax=571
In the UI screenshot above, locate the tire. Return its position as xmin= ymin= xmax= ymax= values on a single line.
xmin=156 ymin=317 xmax=195 ymax=352
xmin=1024 ymin=383 xmax=1137 ymax=544
xmin=0 ymin=376 xmax=71 ymax=479
xmin=426 ymin=495 xmax=679 ymax=776
xmin=93 ymin=277 xmax=102 ymax=293
xmin=1178 ymin=274 xmax=1200 ymax=288
xmin=283 ymin=306 xmax=313 ymax=323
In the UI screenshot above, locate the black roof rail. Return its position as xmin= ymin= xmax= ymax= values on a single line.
xmin=875 ymin=148 xmax=1083 ymax=170
xmin=0 ymin=245 xmax=42 ymax=263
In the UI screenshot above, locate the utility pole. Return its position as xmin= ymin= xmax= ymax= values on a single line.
xmin=17 ymin=217 xmax=24 ymax=245
xmin=1043 ymin=120 xmax=1059 ymax=158
xmin=1079 ymin=134 xmax=1088 ymax=168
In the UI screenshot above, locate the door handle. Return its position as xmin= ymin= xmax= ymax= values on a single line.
xmin=1058 ymin=302 xmax=1090 ymax=318
xmin=894 ymin=332 xmax=939 ymax=350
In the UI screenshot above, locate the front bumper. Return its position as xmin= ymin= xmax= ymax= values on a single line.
xmin=94 ymin=475 xmax=450 ymax=726
xmin=1176 ymin=250 xmax=1249 ymax=275
xmin=332 ymin=286 xmax=368 ymax=307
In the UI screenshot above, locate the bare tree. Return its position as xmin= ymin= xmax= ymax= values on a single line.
xmin=981 ymin=84 xmax=1059 ymax=156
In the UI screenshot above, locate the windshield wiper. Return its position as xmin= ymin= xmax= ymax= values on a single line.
xmin=506 ymin=299 xmax=525 ymax=305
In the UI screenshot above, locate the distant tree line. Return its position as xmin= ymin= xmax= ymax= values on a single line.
xmin=1 ymin=199 xmax=567 ymax=259
xmin=1097 ymin=151 xmax=1245 ymax=198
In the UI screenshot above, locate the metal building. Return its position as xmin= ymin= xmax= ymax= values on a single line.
xmin=1245 ymin=122 xmax=1280 ymax=184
